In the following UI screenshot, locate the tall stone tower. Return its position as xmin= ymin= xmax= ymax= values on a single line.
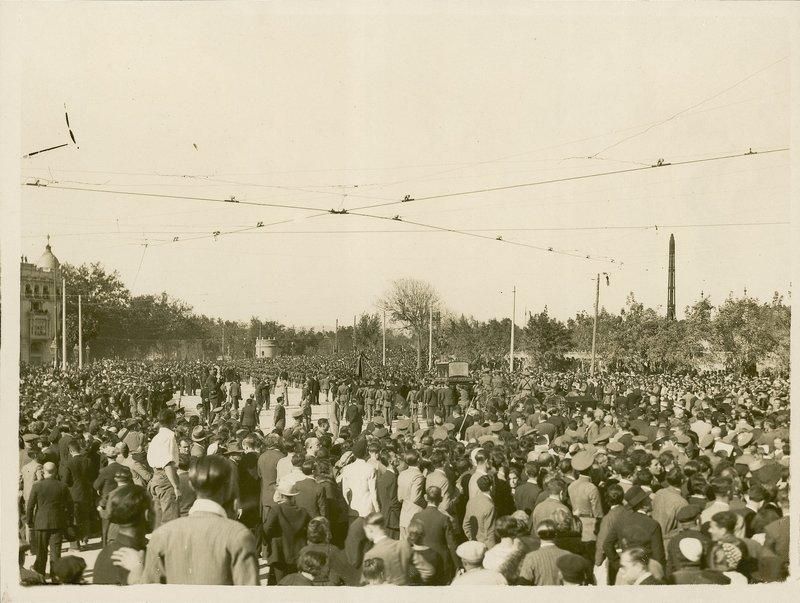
xmin=667 ymin=233 xmax=676 ymax=320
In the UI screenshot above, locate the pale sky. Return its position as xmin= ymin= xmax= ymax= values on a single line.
xmin=19 ymin=3 xmax=792 ymax=328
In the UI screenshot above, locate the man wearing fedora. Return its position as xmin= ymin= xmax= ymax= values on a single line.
xmin=263 ymin=479 xmax=311 ymax=585
xmin=190 ymin=426 xmax=208 ymax=458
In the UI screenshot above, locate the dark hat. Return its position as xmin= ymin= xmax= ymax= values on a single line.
xmin=352 ymin=438 xmax=368 ymax=459
xmin=676 ymin=504 xmax=702 ymax=523
xmin=556 ymin=553 xmax=592 ymax=584
xmin=126 ymin=418 xmax=139 ymax=428
xmin=51 ymin=555 xmax=86 ymax=584
xmin=624 ymin=485 xmax=650 ymax=509
xmin=224 ymin=441 xmax=244 ymax=455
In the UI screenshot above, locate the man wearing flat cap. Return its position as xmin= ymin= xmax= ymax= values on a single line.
xmin=567 ymin=450 xmax=603 ymax=559
xmin=450 ymin=541 xmax=506 ymax=585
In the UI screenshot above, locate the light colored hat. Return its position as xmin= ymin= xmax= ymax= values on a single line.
xmin=456 ymin=541 xmax=487 ymax=564
xmin=678 ymin=537 xmax=703 ymax=562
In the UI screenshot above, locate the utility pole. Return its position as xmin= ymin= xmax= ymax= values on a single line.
xmin=428 ymin=304 xmax=433 ymax=370
xmin=590 ymin=273 xmax=600 ymax=377
xmin=382 ymin=310 xmax=387 ymax=366
xmin=78 ymin=294 xmax=83 ymax=369
xmin=510 ymin=286 xmax=516 ymax=373
xmin=61 ymin=277 xmax=67 ymax=371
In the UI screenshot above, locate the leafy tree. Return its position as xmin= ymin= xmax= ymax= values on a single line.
xmin=522 ymin=306 xmax=571 ymax=368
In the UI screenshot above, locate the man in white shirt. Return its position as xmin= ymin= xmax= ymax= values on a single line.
xmin=340 ymin=439 xmax=379 ymax=518
xmin=146 ymin=409 xmax=181 ymax=528
xmin=700 ymin=477 xmax=732 ymax=526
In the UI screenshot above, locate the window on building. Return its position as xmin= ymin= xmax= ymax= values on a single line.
xmin=34 ymin=285 xmax=40 ymax=297
xmin=25 ymin=284 xmax=32 ymax=297
xmin=43 ymin=285 xmax=49 ymax=297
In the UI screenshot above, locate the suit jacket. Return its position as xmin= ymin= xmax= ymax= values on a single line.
xmin=412 ymin=506 xmax=459 ymax=580
xmin=375 ymin=467 xmax=400 ymax=530
xmin=273 ymin=405 xmax=286 ymax=430
xmin=763 ymin=516 xmax=789 ymax=575
xmin=60 ymin=454 xmax=96 ymax=504
xmin=141 ymin=509 xmax=259 ymax=585
xmin=262 ymin=501 xmax=311 ymax=565
xmin=515 ymin=481 xmax=542 ymax=515
xmin=26 ymin=477 xmax=73 ymax=530
xmin=651 ymin=486 xmax=688 ymax=536
xmin=463 ymin=492 xmax=496 ymax=548
xmin=398 ymin=466 xmax=426 ymax=528
xmin=294 ymin=476 xmax=328 ymax=520
xmin=595 ymin=505 xmax=628 ymax=565
xmin=604 ymin=509 xmax=665 ymax=567
xmin=94 ymin=461 xmax=125 ymax=507
xmin=363 ymin=536 xmax=413 ymax=585
xmin=530 ymin=497 xmax=570 ymax=533
xmin=425 ymin=468 xmax=454 ymax=514
xmin=240 ymin=404 xmax=257 ymax=427
xmin=257 ymin=448 xmax=286 ymax=509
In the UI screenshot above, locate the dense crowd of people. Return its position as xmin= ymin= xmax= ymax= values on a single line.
xmin=18 ymin=354 xmax=791 ymax=587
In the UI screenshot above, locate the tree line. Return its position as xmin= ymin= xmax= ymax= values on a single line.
xmin=59 ymin=264 xmax=790 ymax=376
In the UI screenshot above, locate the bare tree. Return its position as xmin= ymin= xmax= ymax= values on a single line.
xmin=378 ymin=278 xmax=441 ymax=369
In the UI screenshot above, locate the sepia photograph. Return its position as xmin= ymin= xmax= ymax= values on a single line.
xmin=1 ymin=2 xmax=797 ymax=601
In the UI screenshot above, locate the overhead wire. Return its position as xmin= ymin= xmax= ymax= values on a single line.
xmin=588 ymin=55 xmax=789 ymax=159
xmin=344 ymin=147 xmax=789 ymax=213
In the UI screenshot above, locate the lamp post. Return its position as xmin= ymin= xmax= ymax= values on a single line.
xmin=50 ymin=338 xmax=57 ymax=370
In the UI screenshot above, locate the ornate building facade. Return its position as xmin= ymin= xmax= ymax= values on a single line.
xmin=20 ymin=238 xmax=61 ymax=366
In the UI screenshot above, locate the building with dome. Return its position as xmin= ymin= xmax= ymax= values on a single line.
xmin=20 ymin=237 xmax=62 ymax=366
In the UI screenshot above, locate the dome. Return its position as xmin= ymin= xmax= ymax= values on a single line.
xmin=35 ymin=238 xmax=60 ymax=271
